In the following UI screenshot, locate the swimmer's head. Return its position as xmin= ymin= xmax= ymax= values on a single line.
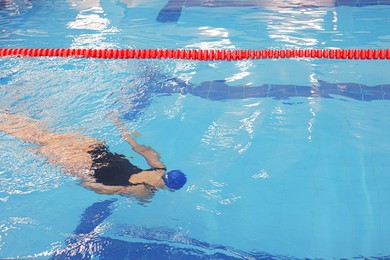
xmin=162 ymin=170 xmax=187 ymax=190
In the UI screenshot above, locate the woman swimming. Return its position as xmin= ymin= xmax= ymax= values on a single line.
xmin=0 ymin=112 xmax=186 ymax=198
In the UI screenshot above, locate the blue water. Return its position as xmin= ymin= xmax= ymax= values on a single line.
xmin=1 ymin=0 xmax=390 ymax=259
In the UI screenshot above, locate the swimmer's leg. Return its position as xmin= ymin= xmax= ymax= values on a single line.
xmin=0 ymin=113 xmax=50 ymax=145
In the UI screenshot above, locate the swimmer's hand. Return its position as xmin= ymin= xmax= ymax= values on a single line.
xmin=132 ymin=130 xmax=141 ymax=138
xmin=108 ymin=111 xmax=141 ymax=138
xmin=107 ymin=110 xmax=121 ymax=126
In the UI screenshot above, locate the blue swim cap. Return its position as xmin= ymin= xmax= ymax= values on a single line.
xmin=162 ymin=170 xmax=187 ymax=190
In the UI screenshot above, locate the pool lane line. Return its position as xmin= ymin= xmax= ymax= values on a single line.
xmin=0 ymin=48 xmax=389 ymax=60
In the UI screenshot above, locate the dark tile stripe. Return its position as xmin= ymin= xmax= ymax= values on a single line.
xmin=157 ymin=0 xmax=390 ymax=23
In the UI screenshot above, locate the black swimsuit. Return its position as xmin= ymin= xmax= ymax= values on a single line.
xmin=88 ymin=145 xmax=166 ymax=187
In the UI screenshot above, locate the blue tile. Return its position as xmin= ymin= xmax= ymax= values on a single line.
xmin=208 ymin=80 xmax=230 ymax=100
xmin=336 ymin=0 xmax=390 ymax=6
xmin=245 ymin=85 xmax=269 ymax=99
xmin=342 ymin=91 xmax=364 ymax=101
xmin=156 ymin=0 xmax=185 ymax=23
xmin=337 ymin=83 xmax=362 ymax=93
xmin=158 ymin=0 xmax=389 ymax=22
xmin=268 ymin=84 xmax=297 ymax=99
xmin=187 ymin=80 xmax=390 ymax=102
xmin=382 ymin=84 xmax=390 ymax=100
xmin=357 ymin=0 xmax=386 ymax=6
xmin=190 ymin=0 xmax=258 ymax=7
xmin=228 ymin=84 xmax=246 ymax=99
xmin=121 ymin=78 xmax=390 ymax=121
xmin=241 ymin=1 xmax=260 ymax=7
xmin=361 ymin=85 xmax=385 ymax=101
xmin=201 ymin=0 xmax=221 ymax=7
xmin=185 ymin=0 xmax=204 ymax=7
xmin=189 ymin=81 xmax=213 ymax=99
xmin=296 ymin=86 xmax=319 ymax=98
xmin=336 ymin=0 xmax=360 ymax=6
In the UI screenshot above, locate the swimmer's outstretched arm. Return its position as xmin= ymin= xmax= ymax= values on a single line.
xmin=113 ymin=117 xmax=166 ymax=169
xmin=0 ymin=112 xmax=49 ymax=145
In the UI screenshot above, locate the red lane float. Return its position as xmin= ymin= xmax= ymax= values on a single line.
xmin=0 ymin=48 xmax=389 ymax=60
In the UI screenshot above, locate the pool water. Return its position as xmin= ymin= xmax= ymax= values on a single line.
xmin=1 ymin=0 xmax=390 ymax=259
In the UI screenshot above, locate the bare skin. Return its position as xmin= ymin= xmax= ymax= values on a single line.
xmin=0 ymin=112 xmax=166 ymax=198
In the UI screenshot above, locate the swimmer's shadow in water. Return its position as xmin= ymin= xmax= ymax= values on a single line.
xmin=50 ymin=199 xmax=287 ymax=259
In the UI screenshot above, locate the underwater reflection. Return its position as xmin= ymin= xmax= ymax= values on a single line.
xmin=50 ymin=199 xmax=287 ymax=259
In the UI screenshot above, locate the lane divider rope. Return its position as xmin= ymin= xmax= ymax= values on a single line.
xmin=0 ymin=48 xmax=389 ymax=60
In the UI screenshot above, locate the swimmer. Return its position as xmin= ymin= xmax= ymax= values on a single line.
xmin=0 ymin=112 xmax=187 ymax=199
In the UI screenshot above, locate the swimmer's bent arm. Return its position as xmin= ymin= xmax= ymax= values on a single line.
xmin=112 ymin=115 xmax=166 ymax=169
xmin=81 ymin=178 xmax=153 ymax=198
xmin=121 ymin=130 xmax=166 ymax=169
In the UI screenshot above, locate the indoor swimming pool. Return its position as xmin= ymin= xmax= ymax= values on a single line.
xmin=1 ymin=0 xmax=390 ymax=259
